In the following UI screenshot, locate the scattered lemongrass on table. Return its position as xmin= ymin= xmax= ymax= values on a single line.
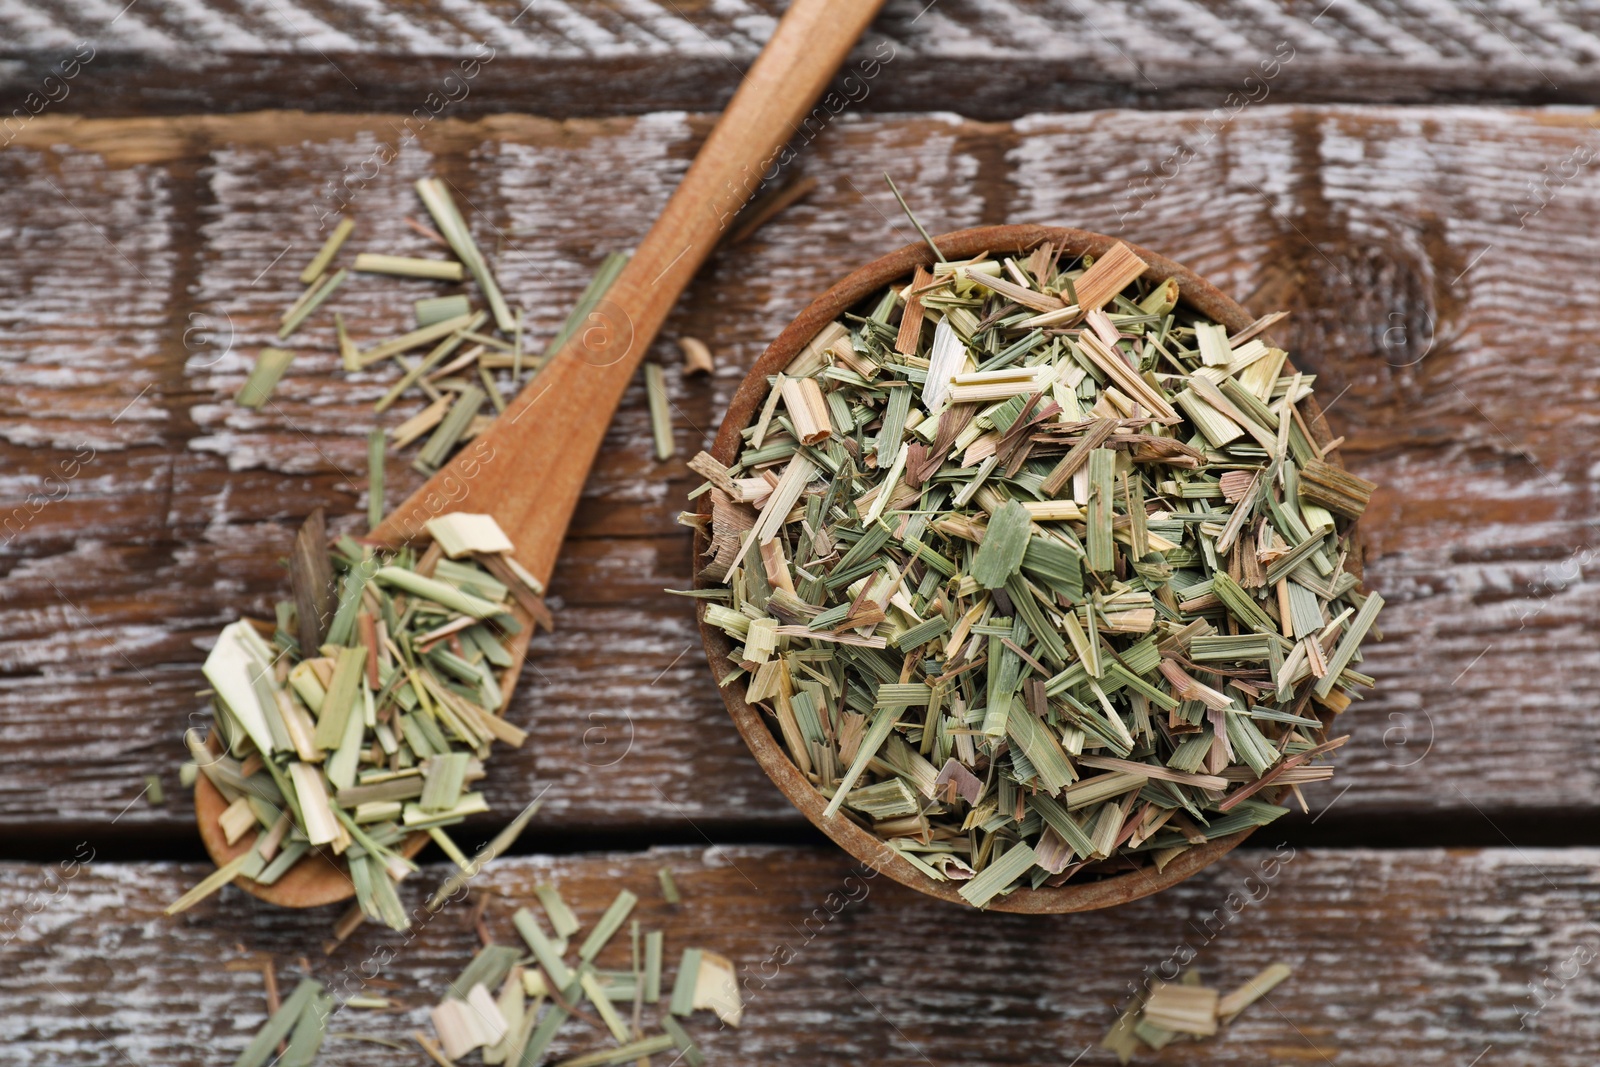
xmin=690 ymin=239 xmax=1381 ymax=907
xmin=170 ymin=512 xmax=549 ymax=929
xmin=233 ymin=180 xmax=630 ymax=475
xmin=1101 ymin=963 xmax=1293 ymax=1062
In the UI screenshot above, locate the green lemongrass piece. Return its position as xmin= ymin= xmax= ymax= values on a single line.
xmin=300 ymin=217 xmax=354 ymax=284
xmin=555 ymin=1034 xmax=676 ymax=1067
xmin=644 ymin=930 xmax=664 ymax=1003
xmin=660 ymin=1016 xmax=706 ymax=1067
xmin=352 ymin=252 xmax=463 ymax=281
xmin=367 ymin=429 xmax=385 ymax=531
xmin=235 ymin=347 xmax=295 ymax=409
xmin=823 ymin=705 xmax=898 ymax=818
xmin=1086 ymin=448 xmax=1116 ymax=573
xmin=512 ymin=307 xmax=525 ymax=380
xmin=645 ymin=361 xmax=674 ymax=461
xmin=513 ymin=908 xmax=573 ymax=990
xmin=578 ymin=889 xmax=639 ymax=962
xmin=414 ymin=385 xmax=485 ymax=473
xmin=336 ymin=312 xmax=359 ymax=371
xmin=958 ymin=842 xmax=1038 ymax=908
xmin=325 ymin=688 xmax=367 ymax=790
xmin=165 ymin=850 xmax=255 ymax=915
xmin=657 ymin=866 xmax=680 ymax=904
xmin=311 ymin=645 xmax=367 ymax=750
xmin=516 ymin=977 xmax=580 ymax=1067
xmin=375 ymin=310 xmax=488 ymax=413
xmin=969 ymin=500 xmax=1031 ymax=589
xmin=544 ymin=251 xmax=629 ymax=360
xmin=358 ymin=312 xmax=476 ymax=368
xmin=1217 ymin=962 xmax=1292 ymax=1022
xmin=449 ymin=944 xmax=522 ymax=1002
xmin=374 ymin=565 xmax=505 ymax=618
xmin=415 ymin=178 xmax=513 ymax=333
xmin=427 ymin=796 xmax=542 ymax=910
xmin=884 ymin=172 xmax=946 ymax=262
xmin=420 ymin=751 xmax=471 ymax=811
xmin=479 ymin=360 xmax=506 ymax=413
xmin=535 ymin=882 xmax=581 ymax=938
xmin=279 ymin=268 xmax=347 ymax=340
xmin=402 ymin=792 xmax=488 ymax=826
xmin=233 ymin=978 xmax=323 ymax=1067
xmin=427 ymin=826 xmax=471 ymax=868
xmin=1315 ymin=591 xmax=1385 ymax=698
xmin=579 ymin=971 xmax=632 ymax=1042
xmin=668 ymin=948 xmax=703 ymax=1017
xmin=281 ymin=992 xmax=332 ymax=1067
xmin=417 ymin=294 xmax=472 ymax=327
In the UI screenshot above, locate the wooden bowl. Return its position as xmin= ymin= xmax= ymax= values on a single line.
xmin=694 ymin=225 xmax=1349 ymax=913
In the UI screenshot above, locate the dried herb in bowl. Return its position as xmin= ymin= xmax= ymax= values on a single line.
xmin=690 ymin=241 xmax=1381 ymax=908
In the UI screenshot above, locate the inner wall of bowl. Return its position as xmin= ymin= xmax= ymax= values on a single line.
xmin=696 ymin=227 xmax=1337 ymax=912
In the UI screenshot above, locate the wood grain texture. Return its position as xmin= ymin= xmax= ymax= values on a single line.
xmin=3 ymin=847 xmax=1597 ymax=1065
xmin=7 ymin=0 xmax=1600 ymax=118
xmin=4 ymin=106 xmax=1600 ymax=841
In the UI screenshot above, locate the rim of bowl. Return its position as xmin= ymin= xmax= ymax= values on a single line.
xmin=694 ymin=225 xmax=1347 ymax=913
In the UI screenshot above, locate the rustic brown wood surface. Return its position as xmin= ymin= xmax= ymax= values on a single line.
xmin=3 ymin=105 xmax=1597 ymax=840
xmin=4 ymin=2 xmax=1600 ymax=1061
xmin=3 ymin=848 xmax=1597 ymax=1065
xmin=5 ymin=0 xmax=1600 ymax=117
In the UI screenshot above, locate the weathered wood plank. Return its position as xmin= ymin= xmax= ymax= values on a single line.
xmin=6 ymin=0 xmax=1600 ymax=118
xmin=4 ymin=107 xmax=1600 ymax=839
xmin=2 ymin=847 xmax=1595 ymax=1064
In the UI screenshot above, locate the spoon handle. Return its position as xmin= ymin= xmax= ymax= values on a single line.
xmin=373 ymin=0 xmax=888 ymax=584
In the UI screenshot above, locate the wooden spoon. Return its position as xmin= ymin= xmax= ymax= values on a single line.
xmin=196 ymin=0 xmax=889 ymax=908
xmin=696 ymin=224 xmax=1356 ymax=913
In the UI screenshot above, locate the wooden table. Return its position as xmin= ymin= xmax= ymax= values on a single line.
xmin=4 ymin=1 xmax=1600 ymax=1063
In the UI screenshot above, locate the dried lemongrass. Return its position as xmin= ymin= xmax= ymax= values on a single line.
xmin=300 ymin=217 xmax=354 ymax=285
xmin=427 ymin=874 xmax=734 ymax=1067
xmin=645 ymin=362 xmax=675 ymax=461
xmin=235 ymin=348 xmax=295 ymax=409
xmin=1104 ymin=963 xmax=1293 ymax=1061
xmin=694 ymin=242 xmax=1381 ymax=907
xmin=279 ymin=269 xmax=347 ymax=340
xmin=353 ymin=253 xmax=464 ymax=281
xmin=175 ymin=512 xmax=546 ymax=928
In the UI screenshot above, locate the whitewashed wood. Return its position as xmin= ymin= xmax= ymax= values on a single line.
xmin=1 ymin=847 xmax=1596 ymax=1064
xmin=4 ymin=0 xmax=1600 ymax=117
xmin=3 ymin=108 xmax=1600 ymax=839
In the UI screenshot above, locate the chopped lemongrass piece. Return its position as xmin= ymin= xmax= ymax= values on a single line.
xmin=300 ymin=217 xmax=354 ymax=284
xmin=535 ymin=882 xmax=581 ymax=939
xmin=645 ymin=361 xmax=674 ymax=461
xmin=426 ymin=513 xmax=514 ymax=559
xmin=415 ymin=385 xmax=485 ymax=474
xmin=415 ymin=178 xmax=513 ymax=333
xmin=1217 ymin=962 xmax=1292 ymax=1022
xmin=657 ymin=866 xmax=680 ymax=904
xmin=417 ymin=293 xmax=472 ymax=327
xmin=544 ymin=251 xmax=628 ymax=361
xmin=279 ymin=268 xmax=347 ymax=339
xmin=366 ymin=428 xmax=384 ymax=531
xmin=353 ymin=252 xmax=464 ymax=281
xmin=235 ymin=347 xmax=295 ymax=409
xmin=578 ymin=889 xmax=639 ymax=962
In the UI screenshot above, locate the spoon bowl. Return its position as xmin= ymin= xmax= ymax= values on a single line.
xmin=696 ymin=224 xmax=1353 ymax=913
